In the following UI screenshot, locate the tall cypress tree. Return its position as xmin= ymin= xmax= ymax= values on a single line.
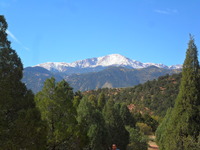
xmin=157 ymin=36 xmax=200 ymax=150
xmin=0 ymin=15 xmax=46 ymax=149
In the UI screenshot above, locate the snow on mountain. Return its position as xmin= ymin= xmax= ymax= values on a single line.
xmin=143 ymin=63 xmax=169 ymax=69
xmin=36 ymin=62 xmax=71 ymax=72
xmin=35 ymin=54 xmax=182 ymax=72
xmin=169 ymin=64 xmax=183 ymax=69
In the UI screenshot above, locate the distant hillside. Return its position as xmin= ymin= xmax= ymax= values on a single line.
xmin=23 ymin=65 xmax=181 ymax=117
xmin=83 ymin=73 xmax=182 ymax=117
xmin=22 ymin=65 xmax=181 ymax=94
xmin=22 ymin=66 xmax=63 ymax=93
xmin=66 ymin=66 xmax=181 ymax=91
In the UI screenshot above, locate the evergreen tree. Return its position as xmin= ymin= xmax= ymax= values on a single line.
xmin=157 ymin=36 xmax=200 ymax=150
xmin=103 ymin=98 xmax=129 ymax=150
xmin=0 ymin=15 xmax=46 ymax=149
xmin=120 ymin=103 xmax=136 ymax=128
xmin=156 ymin=108 xmax=172 ymax=150
xmin=73 ymin=91 xmax=83 ymax=108
xmin=126 ymin=126 xmax=148 ymax=150
xmin=35 ymin=77 xmax=81 ymax=149
xmin=88 ymin=94 xmax=97 ymax=108
xmin=77 ymin=97 xmax=109 ymax=150
xmin=142 ymin=113 xmax=158 ymax=132
xmin=97 ymin=92 xmax=106 ymax=110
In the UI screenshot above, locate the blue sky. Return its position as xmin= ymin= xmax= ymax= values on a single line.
xmin=1 ymin=0 xmax=200 ymax=67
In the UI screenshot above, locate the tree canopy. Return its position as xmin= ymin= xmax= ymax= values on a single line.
xmin=35 ymin=77 xmax=83 ymax=149
xmin=0 ymin=15 xmax=46 ymax=149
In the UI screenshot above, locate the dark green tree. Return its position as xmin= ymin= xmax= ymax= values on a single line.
xmin=0 ymin=15 xmax=46 ymax=149
xmin=143 ymin=113 xmax=158 ymax=132
xmin=156 ymin=108 xmax=172 ymax=150
xmin=73 ymin=91 xmax=83 ymax=108
xmin=126 ymin=126 xmax=148 ymax=150
xmin=120 ymin=103 xmax=136 ymax=128
xmin=77 ymin=97 xmax=109 ymax=150
xmin=157 ymin=36 xmax=200 ymax=150
xmin=88 ymin=94 xmax=97 ymax=108
xmin=35 ymin=77 xmax=81 ymax=149
xmin=97 ymin=92 xmax=106 ymax=110
xmin=103 ymin=98 xmax=129 ymax=150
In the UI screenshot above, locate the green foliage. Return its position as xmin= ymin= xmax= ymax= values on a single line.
xmin=84 ymin=73 xmax=181 ymax=117
xmin=142 ymin=113 xmax=159 ymax=132
xmin=103 ymin=98 xmax=129 ymax=150
xmin=136 ymin=123 xmax=152 ymax=135
xmin=73 ymin=96 xmax=81 ymax=108
xmin=155 ymin=108 xmax=172 ymax=150
xmin=126 ymin=126 xmax=148 ymax=150
xmin=97 ymin=92 xmax=106 ymax=110
xmin=157 ymin=36 xmax=200 ymax=150
xmin=73 ymin=91 xmax=83 ymax=108
xmin=0 ymin=15 xmax=46 ymax=149
xmin=120 ymin=103 xmax=136 ymax=128
xmin=77 ymin=97 xmax=108 ymax=150
xmin=35 ymin=77 xmax=81 ymax=149
xmin=88 ymin=94 xmax=97 ymax=108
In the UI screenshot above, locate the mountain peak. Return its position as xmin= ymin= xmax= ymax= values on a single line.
xmin=35 ymin=54 xmax=182 ymax=73
xmin=96 ymin=54 xmax=135 ymax=67
xmin=105 ymin=53 xmax=127 ymax=58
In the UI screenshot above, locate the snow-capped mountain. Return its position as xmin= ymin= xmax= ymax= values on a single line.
xmin=168 ymin=64 xmax=182 ymax=70
xmin=35 ymin=54 xmax=182 ymax=73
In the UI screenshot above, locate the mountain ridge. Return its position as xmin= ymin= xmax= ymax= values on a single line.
xmin=35 ymin=54 xmax=182 ymax=74
xmin=23 ymin=65 xmax=181 ymax=93
xmin=23 ymin=54 xmax=182 ymax=93
xmin=65 ymin=66 xmax=181 ymax=91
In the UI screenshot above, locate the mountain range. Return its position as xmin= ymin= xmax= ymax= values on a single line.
xmin=35 ymin=54 xmax=182 ymax=74
xmin=22 ymin=54 xmax=182 ymax=93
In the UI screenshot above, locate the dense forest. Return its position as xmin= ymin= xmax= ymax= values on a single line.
xmin=84 ymin=73 xmax=181 ymax=117
xmin=1 ymin=15 xmax=200 ymax=150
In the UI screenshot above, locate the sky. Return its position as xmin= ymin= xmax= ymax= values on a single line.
xmin=1 ymin=0 xmax=200 ymax=67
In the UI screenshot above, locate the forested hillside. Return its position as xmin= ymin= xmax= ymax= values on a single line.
xmin=23 ymin=65 xmax=181 ymax=93
xmin=84 ymin=73 xmax=181 ymax=117
xmin=66 ymin=66 xmax=181 ymax=92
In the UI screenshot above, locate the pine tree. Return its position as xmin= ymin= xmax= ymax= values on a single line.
xmin=157 ymin=36 xmax=200 ymax=150
xmin=0 ymin=15 xmax=46 ymax=149
xmin=126 ymin=126 xmax=148 ymax=150
xmin=120 ymin=103 xmax=136 ymax=128
xmin=103 ymin=98 xmax=129 ymax=150
xmin=88 ymin=94 xmax=97 ymax=108
xmin=77 ymin=97 xmax=109 ymax=150
xmin=97 ymin=92 xmax=106 ymax=110
xmin=73 ymin=91 xmax=83 ymax=108
xmin=35 ymin=77 xmax=82 ymax=149
xmin=156 ymin=108 xmax=172 ymax=150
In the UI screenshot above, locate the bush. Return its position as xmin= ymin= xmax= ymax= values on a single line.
xmin=126 ymin=126 xmax=148 ymax=150
xmin=136 ymin=123 xmax=152 ymax=135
